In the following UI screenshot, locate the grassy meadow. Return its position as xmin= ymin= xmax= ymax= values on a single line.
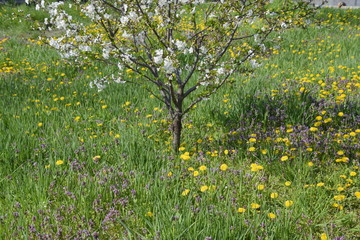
xmin=0 ymin=3 xmax=360 ymax=240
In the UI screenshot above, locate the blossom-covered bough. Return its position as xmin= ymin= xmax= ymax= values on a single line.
xmin=29 ymin=0 xmax=323 ymax=151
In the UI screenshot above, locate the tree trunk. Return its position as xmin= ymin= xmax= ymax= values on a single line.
xmin=172 ymin=113 xmax=182 ymax=152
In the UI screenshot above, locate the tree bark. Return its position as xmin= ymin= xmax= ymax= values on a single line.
xmin=172 ymin=113 xmax=182 ymax=152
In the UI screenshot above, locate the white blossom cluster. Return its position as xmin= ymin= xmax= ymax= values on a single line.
xmin=28 ymin=0 xmax=317 ymax=94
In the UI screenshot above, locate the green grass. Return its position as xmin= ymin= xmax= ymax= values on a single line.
xmin=0 ymin=4 xmax=359 ymax=240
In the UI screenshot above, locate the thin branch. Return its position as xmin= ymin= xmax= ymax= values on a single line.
xmin=135 ymin=0 xmax=168 ymax=49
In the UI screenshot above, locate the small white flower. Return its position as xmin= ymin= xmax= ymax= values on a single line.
xmin=120 ymin=16 xmax=129 ymax=24
xmin=128 ymin=11 xmax=138 ymax=21
xmin=217 ymin=68 xmax=225 ymax=74
xmin=200 ymin=46 xmax=207 ymax=54
xmin=153 ymin=49 xmax=164 ymax=64
xmin=250 ymin=59 xmax=262 ymax=68
xmin=254 ymin=34 xmax=259 ymax=43
xmin=175 ymin=40 xmax=186 ymax=51
xmin=79 ymin=45 xmax=91 ymax=52
xmin=122 ymin=31 xmax=131 ymax=39
xmin=102 ymin=48 xmax=111 ymax=59
xmin=163 ymin=57 xmax=176 ymax=74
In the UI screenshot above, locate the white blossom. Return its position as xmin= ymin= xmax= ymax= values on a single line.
xmin=128 ymin=11 xmax=138 ymax=21
xmin=79 ymin=45 xmax=91 ymax=52
xmin=104 ymin=13 xmax=112 ymax=19
xmin=154 ymin=49 xmax=164 ymax=64
xmin=217 ymin=68 xmax=225 ymax=75
xmin=163 ymin=56 xmax=176 ymax=74
xmin=102 ymin=47 xmax=111 ymax=59
xmin=250 ymin=59 xmax=262 ymax=68
xmin=175 ymin=40 xmax=186 ymax=51
xmin=120 ymin=16 xmax=129 ymax=25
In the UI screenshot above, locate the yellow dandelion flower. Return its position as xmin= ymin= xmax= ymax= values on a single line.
xmin=180 ymin=152 xmax=191 ymax=160
xmin=308 ymin=162 xmax=314 ymax=167
xmin=38 ymin=123 xmax=43 ymax=127
xmin=55 ymin=160 xmax=64 ymax=165
xmin=182 ymin=189 xmax=190 ymax=196
xmin=224 ymin=149 xmax=229 ymax=155
xmin=145 ymin=212 xmax=153 ymax=217
xmin=101 ymin=105 xmax=108 ymax=109
xmin=270 ymin=192 xmax=279 ymax=199
xmin=333 ymin=195 xmax=346 ymax=201
xmin=324 ymin=118 xmax=332 ymax=123
xmin=337 ymin=150 xmax=344 ymax=155
xmin=257 ymin=185 xmax=265 ymax=190
xmin=200 ymin=185 xmax=209 ymax=192
xmin=320 ymin=233 xmax=327 ymax=240
xmin=314 ymin=122 xmax=322 ymax=127
xmin=354 ymin=192 xmax=360 ymax=199
xmin=281 ymin=156 xmax=289 ymax=161
xmin=310 ymin=127 xmax=318 ymax=132
xmin=261 ymin=149 xmax=268 ymax=154
xmin=178 ymin=147 xmax=186 ymax=151
xmin=338 ymin=112 xmax=344 ymax=117
xmin=220 ymin=164 xmax=228 ymax=171
xmin=237 ymin=207 xmax=246 ymax=213
xmin=349 ymin=171 xmax=356 ymax=176
xmin=285 ymin=181 xmax=292 ymax=186
xmin=250 ymin=203 xmax=260 ymax=209
xmin=317 ymin=182 xmax=325 ymax=187
xmin=248 ymin=147 xmax=256 ymax=152
xmin=188 ymin=167 xmax=194 ymax=171
xmin=268 ymin=213 xmax=276 ymax=219
xmin=193 ymin=171 xmax=199 ymax=177
xmin=167 ymin=172 xmax=173 ymax=177
xmin=250 ymin=163 xmax=264 ymax=172
xmin=285 ymin=200 xmax=294 ymax=207
xmin=199 ymin=165 xmax=207 ymax=171
xmin=249 ymin=138 xmax=256 ymax=143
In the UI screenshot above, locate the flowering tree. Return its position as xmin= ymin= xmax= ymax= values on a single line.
xmin=30 ymin=0 xmax=321 ymax=151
